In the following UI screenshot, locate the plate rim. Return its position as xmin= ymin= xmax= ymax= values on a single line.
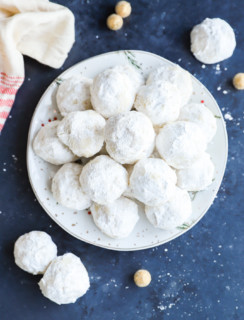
xmin=26 ymin=49 xmax=228 ymax=251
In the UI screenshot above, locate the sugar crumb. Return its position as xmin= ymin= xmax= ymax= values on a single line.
xmin=224 ymin=113 xmax=233 ymax=121
xmin=157 ymin=305 xmax=166 ymax=311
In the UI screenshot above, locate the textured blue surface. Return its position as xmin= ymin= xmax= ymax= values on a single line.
xmin=0 ymin=0 xmax=243 ymax=319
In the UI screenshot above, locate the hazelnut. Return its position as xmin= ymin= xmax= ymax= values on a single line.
xmin=134 ymin=269 xmax=151 ymax=287
xmin=115 ymin=1 xmax=132 ymax=18
xmin=107 ymin=14 xmax=123 ymax=31
xmin=233 ymin=73 xmax=244 ymax=90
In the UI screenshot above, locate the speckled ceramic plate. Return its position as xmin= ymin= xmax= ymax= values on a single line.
xmin=27 ymin=50 xmax=228 ymax=251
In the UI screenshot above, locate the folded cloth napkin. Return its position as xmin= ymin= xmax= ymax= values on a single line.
xmin=0 ymin=0 xmax=75 ymax=132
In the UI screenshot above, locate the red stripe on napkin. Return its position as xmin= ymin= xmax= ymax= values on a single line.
xmin=0 ymin=86 xmax=18 ymax=95
xmin=0 ymin=73 xmax=24 ymax=132
xmin=0 ymin=72 xmax=23 ymax=79
xmin=0 ymin=111 xmax=9 ymax=119
xmin=0 ymin=99 xmax=15 ymax=107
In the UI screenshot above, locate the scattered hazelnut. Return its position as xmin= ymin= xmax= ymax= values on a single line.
xmin=115 ymin=1 xmax=132 ymax=18
xmin=107 ymin=14 xmax=123 ymax=31
xmin=233 ymin=73 xmax=244 ymax=90
xmin=134 ymin=269 xmax=151 ymax=287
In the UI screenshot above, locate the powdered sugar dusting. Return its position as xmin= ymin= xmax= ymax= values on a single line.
xmin=80 ymin=155 xmax=128 ymax=205
xmin=224 ymin=112 xmax=233 ymax=121
xmin=57 ymin=110 xmax=106 ymax=158
xmin=105 ymin=111 xmax=155 ymax=164
xmin=91 ymin=197 xmax=139 ymax=238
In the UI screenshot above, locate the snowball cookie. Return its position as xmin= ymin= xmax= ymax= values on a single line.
xmin=105 ymin=111 xmax=155 ymax=164
xmin=129 ymin=158 xmax=177 ymax=206
xmin=147 ymin=64 xmax=193 ymax=106
xmin=91 ymin=197 xmax=139 ymax=239
xmin=114 ymin=65 xmax=144 ymax=92
xmin=177 ymin=153 xmax=214 ymax=191
xmin=145 ymin=187 xmax=192 ymax=230
xmin=56 ymin=75 xmax=92 ymax=116
xmin=179 ymin=103 xmax=217 ymax=142
xmin=134 ymin=82 xmax=182 ymax=126
xmin=14 ymin=231 xmax=57 ymax=275
xmin=156 ymin=121 xmax=207 ymax=169
xmin=57 ymin=110 xmax=106 ymax=157
xmin=190 ymin=18 xmax=236 ymax=64
xmin=39 ymin=253 xmax=90 ymax=305
xmin=33 ymin=121 xmax=78 ymax=165
xmin=52 ymin=163 xmax=91 ymax=210
xmin=79 ymin=155 xmax=128 ymax=205
xmin=90 ymin=66 xmax=136 ymax=118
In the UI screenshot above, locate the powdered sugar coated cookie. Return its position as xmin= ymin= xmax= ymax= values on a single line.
xmin=145 ymin=187 xmax=192 ymax=230
xmin=156 ymin=121 xmax=207 ymax=169
xmin=91 ymin=197 xmax=139 ymax=238
xmin=90 ymin=66 xmax=136 ymax=118
xmin=105 ymin=111 xmax=155 ymax=164
xmin=79 ymin=155 xmax=128 ymax=205
xmin=56 ymin=75 xmax=92 ymax=116
xmin=147 ymin=64 xmax=193 ymax=106
xmin=179 ymin=103 xmax=217 ymax=142
xmin=134 ymin=82 xmax=182 ymax=126
xmin=39 ymin=253 xmax=89 ymax=304
xmin=190 ymin=18 xmax=236 ymax=64
xmin=114 ymin=64 xmax=144 ymax=91
xmin=57 ymin=110 xmax=106 ymax=157
xmin=52 ymin=163 xmax=91 ymax=210
xmin=14 ymin=231 xmax=57 ymax=275
xmin=33 ymin=121 xmax=77 ymax=165
xmin=129 ymin=158 xmax=177 ymax=206
xmin=177 ymin=153 xmax=215 ymax=191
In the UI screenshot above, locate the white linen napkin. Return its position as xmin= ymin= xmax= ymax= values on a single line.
xmin=0 ymin=0 xmax=75 ymax=132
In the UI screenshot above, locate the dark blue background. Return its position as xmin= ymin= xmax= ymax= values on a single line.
xmin=0 ymin=1 xmax=243 ymax=319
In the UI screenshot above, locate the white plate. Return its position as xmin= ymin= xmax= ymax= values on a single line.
xmin=27 ymin=50 xmax=228 ymax=251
